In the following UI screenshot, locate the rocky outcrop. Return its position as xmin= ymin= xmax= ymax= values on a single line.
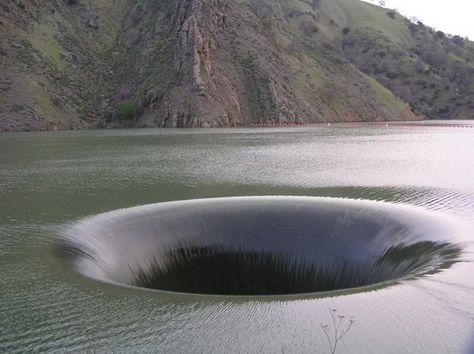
xmin=4 ymin=0 xmax=473 ymax=131
xmin=110 ymin=0 xmax=422 ymax=128
xmin=161 ymin=0 xmax=232 ymax=127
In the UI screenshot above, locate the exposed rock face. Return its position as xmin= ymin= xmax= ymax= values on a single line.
xmin=159 ymin=0 xmax=234 ymax=127
xmin=145 ymin=0 xmax=418 ymax=128
xmin=1 ymin=0 xmax=472 ymax=130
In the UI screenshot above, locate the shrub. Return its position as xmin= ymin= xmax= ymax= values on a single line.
xmin=386 ymin=71 xmax=397 ymax=79
xmin=452 ymin=35 xmax=464 ymax=46
xmin=117 ymin=87 xmax=131 ymax=101
xmin=67 ymin=0 xmax=78 ymax=5
xmin=116 ymin=99 xmax=138 ymax=120
xmin=300 ymin=18 xmax=318 ymax=34
xmin=387 ymin=11 xmax=396 ymax=19
xmin=342 ymin=27 xmax=350 ymax=35
xmin=322 ymin=42 xmax=334 ymax=50
xmin=408 ymin=23 xmax=418 ymax=33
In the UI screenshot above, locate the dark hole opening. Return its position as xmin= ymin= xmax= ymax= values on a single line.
xmin=60 ymin=197 xmax=462 ymax=296
xmin=129 ymin=242 xmax=459 ymax=295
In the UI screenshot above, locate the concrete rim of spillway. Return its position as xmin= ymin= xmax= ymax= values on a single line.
xmin=57 ymin=196 xmax=469 ymax=300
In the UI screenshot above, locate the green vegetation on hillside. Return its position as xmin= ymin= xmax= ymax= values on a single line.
xmin=339 ymin=19 xmax=474 ymax=118
xmin=0 ymin=0 xmax=472 ymax=130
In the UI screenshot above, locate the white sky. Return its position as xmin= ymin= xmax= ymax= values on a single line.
xmin=362 ymin=0 xmax=474 ymax=39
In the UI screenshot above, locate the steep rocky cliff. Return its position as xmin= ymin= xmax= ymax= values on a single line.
xmin=1 ymin=0 xmax=473 ymax=131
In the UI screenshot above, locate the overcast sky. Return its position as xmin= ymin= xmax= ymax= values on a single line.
xmin=362 ymin=0 xmax=474 ymax=39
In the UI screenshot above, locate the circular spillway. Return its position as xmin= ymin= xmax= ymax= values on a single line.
xmin=59 ymin=197 xmax=462 ymax=296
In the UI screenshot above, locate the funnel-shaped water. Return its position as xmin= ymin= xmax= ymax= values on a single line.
xmin=59 ymin=197 xmax=462 ymax=296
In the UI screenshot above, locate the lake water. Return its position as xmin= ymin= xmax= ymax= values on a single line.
xmin=1 ymin=123 xmax=474 ymax=353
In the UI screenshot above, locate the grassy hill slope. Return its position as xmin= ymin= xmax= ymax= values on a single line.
xmin=0 ymin=0 xmax=472 ymax=130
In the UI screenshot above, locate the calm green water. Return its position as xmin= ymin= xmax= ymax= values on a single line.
xmin=1 ymin=124 xmax=474 ymax=353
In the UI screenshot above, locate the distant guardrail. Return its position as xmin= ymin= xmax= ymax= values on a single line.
xmin=251 ymin=122 xmax=474 ymax=128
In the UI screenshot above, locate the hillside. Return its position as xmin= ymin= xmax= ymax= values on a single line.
xmin=0 ymin=0 xmax=473 ymax=131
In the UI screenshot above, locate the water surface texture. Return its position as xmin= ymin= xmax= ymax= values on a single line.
xmin=1 ymin=123 xmax=474 ymax=353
